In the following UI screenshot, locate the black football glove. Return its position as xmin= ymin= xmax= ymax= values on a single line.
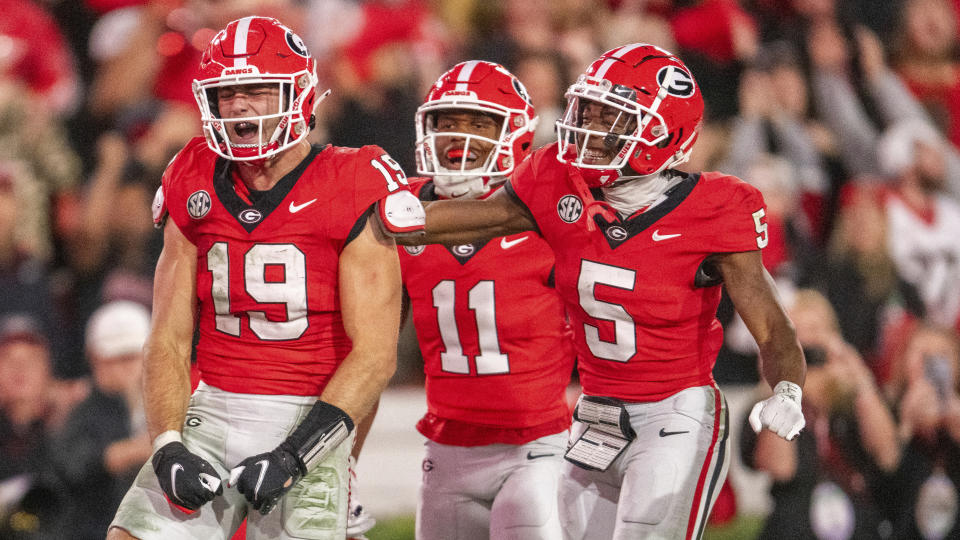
xmin=152 ymin=441 xmax=223 ymax=513
xmin=228 ymin=441 xmax=304 ymax=515
xmin=228 ymin=400 xmax=354 ymax=515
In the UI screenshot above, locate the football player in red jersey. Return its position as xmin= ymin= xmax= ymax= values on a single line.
xmin=107 ymin=16 xmax=423 ymax=540
xmin=395 ymin=61 xmax=576 ymax=539
xmin=397 ymin=44 xmax=807 ymax=539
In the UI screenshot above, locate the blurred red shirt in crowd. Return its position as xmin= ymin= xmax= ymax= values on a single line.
xmin=0 ymin=0 xmax=79 ymax=115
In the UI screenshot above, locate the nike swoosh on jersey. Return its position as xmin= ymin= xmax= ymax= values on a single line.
xmin=500 ymin=236 xmax=529 ymax=249
xmin=526 ymin=451 xmax=556 ymax=460
xmin=289 ymin=199 xmax=318 ymax=213
xmin=659 ymin=428 xmax=690 ymax=437
xmin=651 ymin=230 xmax=682 ymax=241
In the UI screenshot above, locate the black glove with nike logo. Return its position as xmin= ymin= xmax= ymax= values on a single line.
xmin=228 ymin=441 xmax=304 ymax=515
xmin=152 ymin=441 xmax=223 ymax=513
xmin=228 ymin=400 xmax=354 ymax=515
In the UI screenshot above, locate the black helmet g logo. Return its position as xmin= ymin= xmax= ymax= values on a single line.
xmin=512 ymin=78 xmax=532 ymax=105
xmin=656 ymin=66 xmax=695 ymax=98
xmin=285 ymin=31 xmax=309 ymax=58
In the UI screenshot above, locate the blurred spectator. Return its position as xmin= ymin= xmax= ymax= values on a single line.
xmin=883 ymin=323 xmax=960 ymax=539
xmin=49 ymin=300 xmax=151 ymax=540
xmin=0 ymin=316 xmax=88 ymax=539
xmin=751 ymin=0 xmax=903 ymax=46
xmin=810 ymin=183 xmax=924 ymax=364
xmin=317 ymin=0 xmax=448 ymax=172
xmin=0 ymin=161 xmax=79 ymax=375
xmin=87 ymin=0 xmax=295 ymax=120
xmin=597 ymin=0 xmax=676 ymax=57
xmin=722 ymin=41 xmax=832 ymax=241
xmin=512 ymin=49 xmax=567 ymax=149
xmin=63 ymin=132 xmax=159 ymax=287
xmin=878 ymin=119 xmax=960 ymax=333
xmin=742 ymin=289 xmax=901 ymax=540
xmin=890 ymin=0 xmax=960 ymax=149
xmin=669 ymin=0 xmax=760 ymax=119
xmin=809 ymin=22 xmax=960 ymax=197
xmin=54 ymin=131 xmax=160 ymax=378
xmin=808 ymin=21 xmax=960 ymax=336
xmin=0 ymin=0 xmax=81 ymax=118
xmin=0 ymin=78 xmax=82 ymax=261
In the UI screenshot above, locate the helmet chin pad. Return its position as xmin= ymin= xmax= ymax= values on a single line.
xmin=433 ymin=170 xmax=505 ymax=199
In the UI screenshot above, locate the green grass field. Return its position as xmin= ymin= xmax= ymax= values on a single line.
xmin=366 ymin=514 xmax=765 ymax=540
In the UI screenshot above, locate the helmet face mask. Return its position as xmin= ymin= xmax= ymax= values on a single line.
xmin=415 ymin=61 xmax=538 ymax=198
xmin=556 ymin=44 xmax=704 ymax=186
xmin=193 ymin=17 xmax=320 ymax=162
xmin=422 ymin=107 xmax=508 ymax=176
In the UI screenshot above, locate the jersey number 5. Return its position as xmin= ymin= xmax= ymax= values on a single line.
xmin=753 ymin=208 xmax=768 ymax=249
xmin=578 ymin=260 xmax=637 ymax=362
xmin=206 ymin=242 xmax=308 ymax=340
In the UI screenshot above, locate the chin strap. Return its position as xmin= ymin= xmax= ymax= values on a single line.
xmin=566 ymin=167 xmax=617 ymax=232
xmin=433 ymin=174 xmax=488 ymax=199
xmin=602 ymin=172 xmax=682 ymax=217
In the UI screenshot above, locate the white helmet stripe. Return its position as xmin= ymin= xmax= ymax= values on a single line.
xmin=594 ymin=43 xmax=644 ymax=79
xmin=233 ymin=16 xmax=255 ymax=67
xmin=455 ymin=60 xmax=480 ymax=91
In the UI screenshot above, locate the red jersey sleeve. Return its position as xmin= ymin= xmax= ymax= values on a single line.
xmin=701 ymin=172 xmax=767 ymax=254
xmin=329 ymin=145 xmax=410 ymax=243
xmin=160 ymin=138 xmax=218 ymax=245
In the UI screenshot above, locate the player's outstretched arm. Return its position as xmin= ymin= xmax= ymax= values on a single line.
xmin=144 ymin=219 xmax=223 ymax=512
xmin=714 ymin=250 xmax=807 ymax=440
xmin=229 ymin=216 xmax=401 ymax=515
xmin=396 ymin=187 xmax=537 ymax=246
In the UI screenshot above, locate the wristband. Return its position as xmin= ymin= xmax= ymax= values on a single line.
xmin=773 ymin=381 xmax=802 ymax=406
xmin=152 ymin=430 xmax=183 ymax=453
xmin=286 ymin=401 xmax=355 ymax=472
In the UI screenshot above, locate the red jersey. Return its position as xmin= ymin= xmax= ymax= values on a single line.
xmin=507 ymin=144 xmax=767 ymax=402
xmin=401 ymin=179 xmax=575 ymax=446
xmin=161 ymin=138 xmax=402 ymax=396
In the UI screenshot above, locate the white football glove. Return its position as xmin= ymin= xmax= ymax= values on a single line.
xmin=748 ymin=381 xmax=806 ymax=440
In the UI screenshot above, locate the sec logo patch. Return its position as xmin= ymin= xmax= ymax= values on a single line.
xmin=187 ymin=190 xmax=211 ymax=219
xmin=557 ymin=195 xmax=583 ymax=223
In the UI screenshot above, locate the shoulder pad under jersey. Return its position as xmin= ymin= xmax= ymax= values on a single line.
xmin=152 ymin=185 xmax=167 ymax=229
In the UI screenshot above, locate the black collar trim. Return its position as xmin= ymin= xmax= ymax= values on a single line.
xmin=419 ymin=180 xmax=440 ymax=202
xmin=592 ymin=171 xmax=700 ymax=249
xmin=212 ymin=145 xmax=324 ymax=233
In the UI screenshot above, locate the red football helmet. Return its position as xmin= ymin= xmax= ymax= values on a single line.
xmin=415 ymin=61 xmax=538 ymax=198
xmin=193 ymin=17 xmax=321 ymax=161
xmin=556 ymin=43 xmax=704 ymax=186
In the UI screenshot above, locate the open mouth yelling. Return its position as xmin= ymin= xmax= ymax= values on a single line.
xmin=232 ymin=121 xmax=259 ymax=144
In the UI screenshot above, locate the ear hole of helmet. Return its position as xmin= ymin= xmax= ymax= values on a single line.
xmin=654 ymin=127 xmax=683 ymax=149
xmin=655 ymin=132 xmax=674 ymax=149
xmin=206 ymin=88 xmax=221 ymax=118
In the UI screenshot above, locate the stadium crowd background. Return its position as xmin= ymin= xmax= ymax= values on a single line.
xmin=1 ymin=0 xmax=960 ymax=538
